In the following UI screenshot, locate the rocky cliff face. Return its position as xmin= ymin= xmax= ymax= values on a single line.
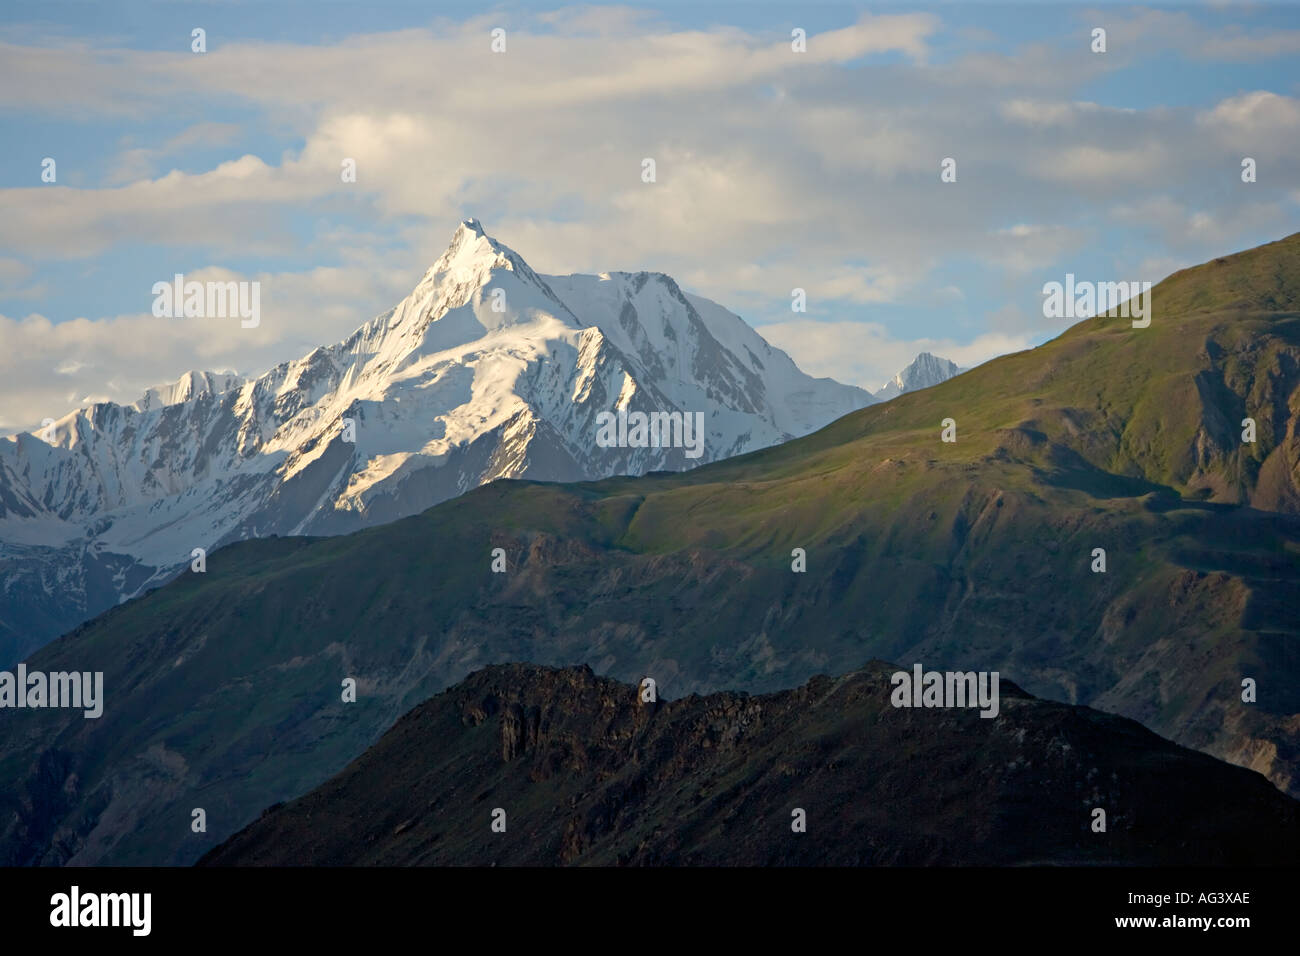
xmin=200 ymin=663 xmax=1298 ymax=866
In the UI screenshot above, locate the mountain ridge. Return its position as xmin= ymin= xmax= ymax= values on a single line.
xmin=199 ymin=662 xmax=1299 ymax=867
xmin=1 ymin=231 xmax=1298 ymax=866
xmin=0 ymin=220 xmax=872 ymax=664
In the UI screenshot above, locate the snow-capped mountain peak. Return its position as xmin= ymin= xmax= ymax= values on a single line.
xmin=0 ymin=221 xmax=873 ymax=665
xmin=874 ymin=352 xmax=962 ymax=401
xmin=431 ymin=217 xmax=525 ymax=281
xmin=393 ymin=218 xmax=579 ymax=341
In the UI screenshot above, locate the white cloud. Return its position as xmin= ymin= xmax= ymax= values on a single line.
xmin=106 ymin=121 xmax=243 ymax=184
xmin=1108 ymin=195 xmax=1292 ymax=253
xmin=985 ymin=224 xmax=1087 ymax=276
xmin=1037 ymin=143 xmax=1172 ymax=185
xmin=1196 ymin=91 xmax=1300 ymax=161
xmin=998 ymin=99 xmax=1127 ymax=127
xmin=755 ymin=319 xmax=1037 ymax=392
xmin=1092 ymin=8 xmax=1300 ymax=62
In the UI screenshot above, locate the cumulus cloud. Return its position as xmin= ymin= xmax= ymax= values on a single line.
xmin=1196 ymin=91 xmax=1300 ymax=163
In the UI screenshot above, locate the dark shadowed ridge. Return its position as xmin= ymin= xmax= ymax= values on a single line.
xmin=200 ymin=663 xmax=1298 ymax=866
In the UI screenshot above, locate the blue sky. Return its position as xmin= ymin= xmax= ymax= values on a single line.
xmin=0 ymin=2 xmax=1298 ymax=430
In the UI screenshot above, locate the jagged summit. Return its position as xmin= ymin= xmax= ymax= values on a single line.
xmin=132 ymin=370 xmax=244 ymax=413
xmin=417 ymin=219 xmax=515 ymax=287
xmin=436 ymin=218 xmax=513 ymax=268
xmin=874 ymin=351 xmax=962 ymax=401
xmin=396 ymin=218 xmax=573 ymax=334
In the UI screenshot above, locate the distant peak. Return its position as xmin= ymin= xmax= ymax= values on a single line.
xmin=902 ymin=352 xmax=957 ymax=372
xmin=875 ymin=352 xmax=961 ymax=400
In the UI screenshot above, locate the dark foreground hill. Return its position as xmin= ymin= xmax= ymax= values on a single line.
xmin=200 ymin=663 xmax=1298 ymax=866
xmin=3 ymin=234 xmax=1300 ymax=865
